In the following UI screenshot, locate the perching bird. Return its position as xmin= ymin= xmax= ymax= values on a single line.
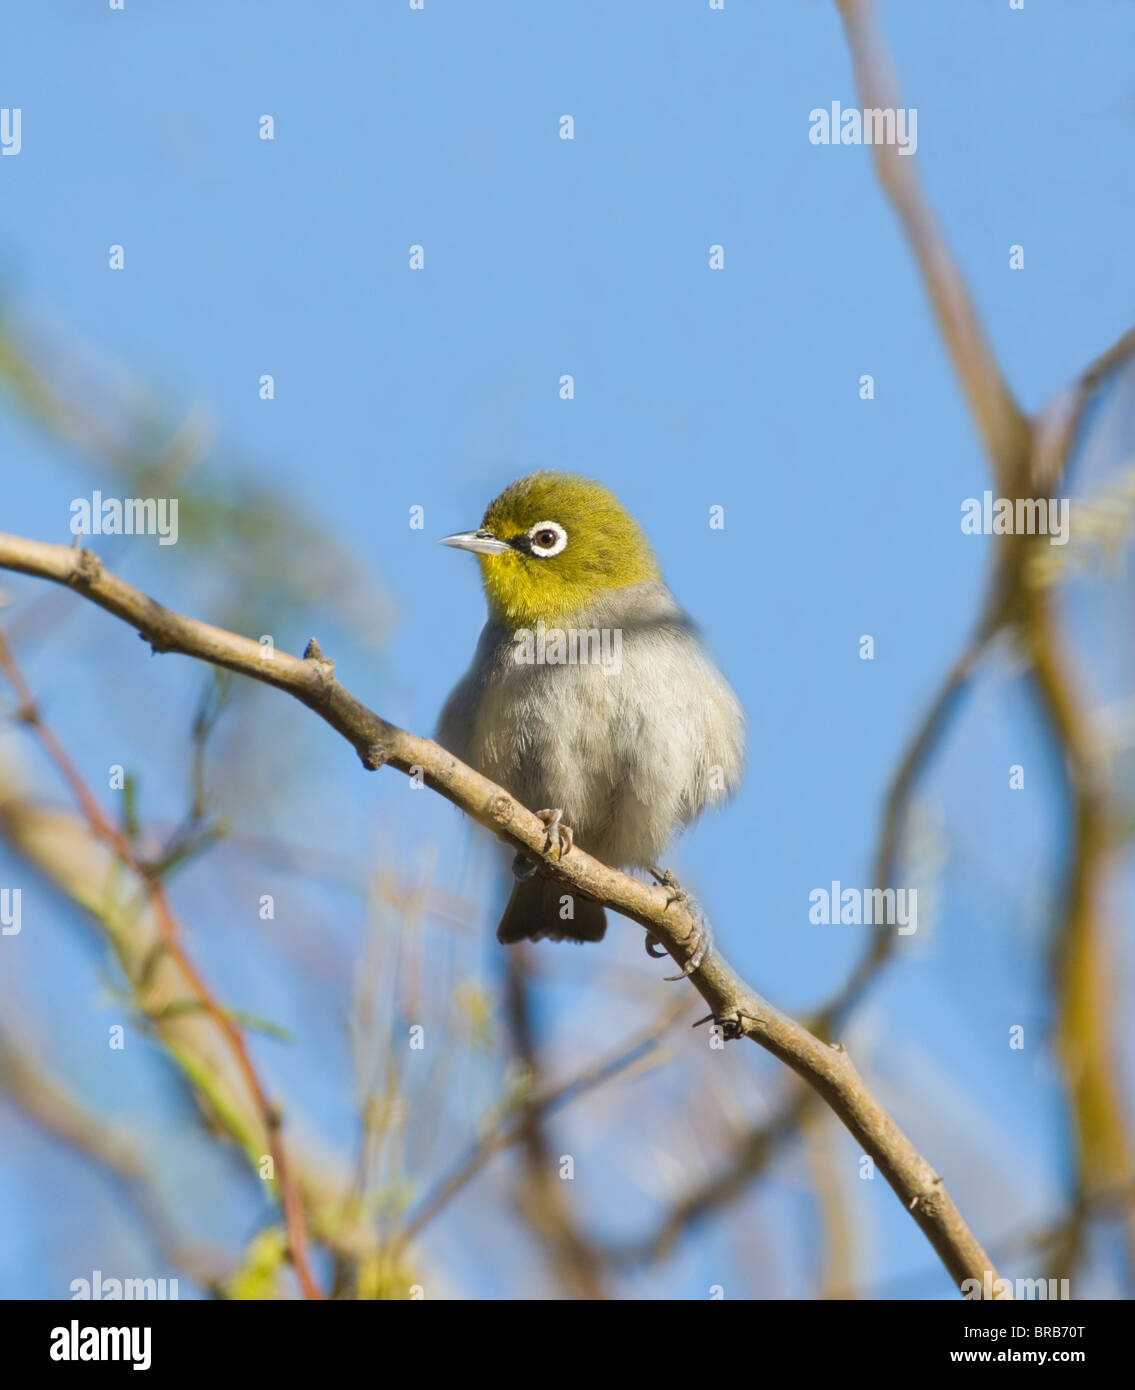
xmin=437 ymin=471 xmax=745 ymax=953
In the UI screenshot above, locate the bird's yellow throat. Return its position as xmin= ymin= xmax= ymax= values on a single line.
xmin=475 ymin=473 xmax=662 ymax=627
xmin=477 ymin=546 xmax=659 ymax=627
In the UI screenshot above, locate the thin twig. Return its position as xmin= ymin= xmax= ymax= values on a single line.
xmin=0 ymin=627 xmax=324 ymax=1300
xmin=400 ymin=995 xmax=691 ymax=1250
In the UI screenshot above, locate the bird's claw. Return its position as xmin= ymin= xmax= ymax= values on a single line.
xmin=514 ymin=809 xmax=573 ymax=879
xmin=649 ymin=865 xmax=689 ymax=910
xmin=643 ymin=916 xmax=713 ymax=979
xmin=643 ymin=868 xmax=709 ymax=977
xmin=643 ymin=921 xmax=712 ymax=978
xmin=664 ymin=917 xmax=713 ymax=979
xmin=535 ymin=808 xmax=573 ymax=860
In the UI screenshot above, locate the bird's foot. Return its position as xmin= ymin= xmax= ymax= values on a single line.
xmin=692 ymin=1008 xmax=761 ymax=1041
xmin=666 ymin=916 xmax=713 ymax=980
xmin=649 ymin=865 xmax=689 ymax=910
xmin=643 ymin=868 xmax=712 ymax=979
xmin=535 ymin=808 xmax=574 ymax=860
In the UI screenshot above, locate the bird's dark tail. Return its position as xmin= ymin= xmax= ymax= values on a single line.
xmin=496 ymin=875 xmax=607 ymax=944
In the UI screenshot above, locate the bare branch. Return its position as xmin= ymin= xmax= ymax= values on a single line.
xmin=0 ymin=531 xmax=1009 ymax=1296
xmin=834 ymin=0 xmax=1031 ymax=487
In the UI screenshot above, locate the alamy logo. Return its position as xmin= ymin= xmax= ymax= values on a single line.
xmin=809 ymin=101 xmax=917 ymax=156
xmin=962 ymin=1272 xmax=1071 ymax=1301
xmin=70 ymin=1269 xmax=178 ymax=1300
xmin=961 ymin=491 xmax=1069 ymax=545
xmin=513 ymin=621 xmax=623 ymax=677
xmin=50 ymin=1321 xmax=151 ymax=1371
xmin=69 ymin=492 xmax=179 ymax=546
xmin=809 ymin=883 xmax=917 ymax=935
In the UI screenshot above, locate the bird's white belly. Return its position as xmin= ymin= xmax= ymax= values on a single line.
xmin=439 ymin=587 xmax=745 ymax=871
xmin=472 ymin=659 xmax=630 ymax=849
xmin=469 ymin=641 xmax=716 ymax=868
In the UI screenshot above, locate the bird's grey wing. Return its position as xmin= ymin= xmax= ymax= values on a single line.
xmin=564 ymin=581 xmax=747 ymax=866
xmin=436 ymin=620 xmax=506 ymax=763
xmin=597 ymin=583 xmax=747 ymax=808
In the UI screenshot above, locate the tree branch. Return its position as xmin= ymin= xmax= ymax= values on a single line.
xmin=0 ymin=531 xmax=1009 ymax=1297
xmin=834 ymin=0 xmax=1031 ymax=488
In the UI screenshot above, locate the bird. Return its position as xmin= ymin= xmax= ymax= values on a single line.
xmin=436 ymin=471 xmax=745 ymax=958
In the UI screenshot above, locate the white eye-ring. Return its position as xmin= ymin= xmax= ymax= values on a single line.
xmin=527 ymin=520 xmax=568 ymax=558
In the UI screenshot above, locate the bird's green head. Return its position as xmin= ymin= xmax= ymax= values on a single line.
xmin=442 ymin=471 xmax=661 ymax=627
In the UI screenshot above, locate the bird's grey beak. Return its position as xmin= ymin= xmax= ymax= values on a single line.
xmin=440 ymin=529 xmax=512 ymax=556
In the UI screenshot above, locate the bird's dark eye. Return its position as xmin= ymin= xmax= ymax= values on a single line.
xmin=526 ymin=519 xmax=568 ymax=557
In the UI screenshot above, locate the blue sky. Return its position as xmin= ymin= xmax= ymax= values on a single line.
xmin=1 ymin=1 xmax=1133 ymax=1300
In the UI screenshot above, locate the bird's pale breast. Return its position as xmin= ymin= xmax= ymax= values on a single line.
xmin=438 ymin=581 xmax=744 ymax=868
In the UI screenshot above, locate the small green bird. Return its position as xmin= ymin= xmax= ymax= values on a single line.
xmin=437 ymin=472 xmax=745 ymax=950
